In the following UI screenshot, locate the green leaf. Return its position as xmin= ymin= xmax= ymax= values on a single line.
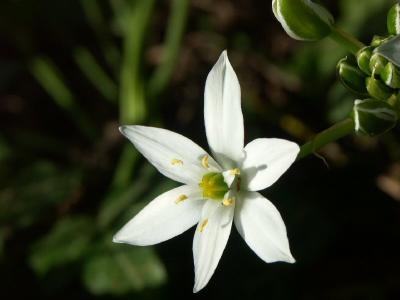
xmin=83 ymin=245 xmax=166 ymax=295
xmin=29 ymin=216 xmax=95 ymax=276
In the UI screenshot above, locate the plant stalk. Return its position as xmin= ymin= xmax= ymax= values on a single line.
xmin=297 ymin=118 xmax=354 ymax=160
xmin=329 ymin=26 xmax=365 ymax=55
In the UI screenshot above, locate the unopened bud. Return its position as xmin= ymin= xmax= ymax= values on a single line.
xmin=387 ymin=93 xmax=400 ymax=115
xmin=353 ymin=99 xmax=398 ymax=136
xmin=387 ymin=3 xmax=400 ymax=36
xmin=366 ymin=77 xmax=394 ymax=101
xmin=337 ymin=57 xmax=368 ymax=95
xmin=357 ymin=46 xmax=373 ymax=75
xmin=381 ymin=62 xmax=400 ymax=89
xmin=369 ymin=53 xmax=387 ymax=75
xmin=272 ymin=0 xmax=334 ymax=41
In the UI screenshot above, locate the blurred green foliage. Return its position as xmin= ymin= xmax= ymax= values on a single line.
xmin=83 ymin=243 xmax=166 ymax=295
xmin=30 ymin=216 xmax=95 ymax=275
xmin=1 ymin=0 xmax=400 ymax=299
xmin=1 ymin=0 xmax=188 ymax=296
xmin=0 ymin=161 xmax=83 ymax=229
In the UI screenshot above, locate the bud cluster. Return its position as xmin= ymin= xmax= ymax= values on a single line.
xmin=338 ymin=40 xmax=400 ymax=101
xmin=337 ymin=4 xmax=400 ymax=136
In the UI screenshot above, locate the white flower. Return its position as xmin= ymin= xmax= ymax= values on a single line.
xmin=113 ymin=51 xmax=300 ymax=293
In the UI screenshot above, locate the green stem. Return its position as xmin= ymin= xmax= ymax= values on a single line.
xmin=111 ymin=144 xmax=139 ymax=189
xmin=119 ymin=0 xmax=156 ymax=124
xmin=148 ymin=0 xmax=190 ymax=99
xmin=297 ymin=118 xmax=354 ymax=160
xmin=329 ymin=26 xmax=365 ymax=55
xmin=98 ymin=1 xmax=157 ymax=229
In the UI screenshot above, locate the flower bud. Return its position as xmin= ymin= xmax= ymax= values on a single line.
xmin=387 ymin=3 xmax=400 ymax=36
xmin=366 ymin=77 xmax=394 ymax=101
xmin=272 ymin=0 xmax=334 ymax=41
xmin=357 ymin=46 xmax=373 ymax=75
xmin=381 ymin=62 xmax=400 ymax=89
xmin=337 ymin=57 xmax=368 ymax=95
xmin=387 ymin=93 xmax=400 ymax=115
xmin=369 ymin=53 xmax=387 ymax=75
xmin=353 ymin=99 xmax=398 ymax=136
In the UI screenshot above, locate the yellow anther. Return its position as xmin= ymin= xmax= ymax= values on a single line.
xmin=175 ymin=194 xmax=188 ymax=204
xmin=171 ymin=159 xmax=183 ymax=166
xmin=201 ymin=155 xmax=209 ymax=169
xmin=229 ymin=168 xmax=241 ymax=176
xmin=222 ymin=197 xmax=235 ymax=206
xmin=199 ymin=219 xmax=208 ymax=232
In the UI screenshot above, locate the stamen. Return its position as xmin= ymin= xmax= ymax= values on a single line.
xmin=199 ymin=219 xmax=208 ymax=232
xmin=229 ymin=168 xmax=241 ymax=176
xmin=175 ymin=194 xmax=188 ymax=204
xmin=171 ymin=159 xmax=183 ymax=166
xmin=201 ymin=155 xmax=209 ymax=169
xmin=222 ymin=197 xmax=235 ymax=206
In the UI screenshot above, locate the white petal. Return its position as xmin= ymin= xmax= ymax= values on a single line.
xmin=113 ymin=185 xmax=204 ymax=246
xmin=241 ymin=138 xmax=299 ymax=191
xmin=204 ymin=50 xmax=244 ymax=168
xmin=234 ymin=191 xmax=295 ymax=263
xmin=120 ymin=125 xmax=221 ymax=185
xmin=192 ymin=200 xmax=234 ymax=293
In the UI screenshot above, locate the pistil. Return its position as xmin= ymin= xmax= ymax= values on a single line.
xmin=199 ymin=172 xmax=229 ymax=200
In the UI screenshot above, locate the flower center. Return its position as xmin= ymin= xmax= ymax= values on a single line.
xmin=199 ymin=168 xmax=241 ymax=201
xmin=199 ymin=172 xmax=228 ymax=200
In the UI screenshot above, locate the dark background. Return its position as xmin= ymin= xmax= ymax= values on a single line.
xmin=1 ymin=0 xmax=400 ymax=299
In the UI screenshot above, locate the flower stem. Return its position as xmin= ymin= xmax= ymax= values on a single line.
xmin=297 ymin=118 xmax=354 ymax=160
xmin=148 ymin=0 xmax=190 ymax=99
xmin=119 ymin=0 xmax=156 ymax=124
xmin=329 ymin=26 xmax=365 ymax=55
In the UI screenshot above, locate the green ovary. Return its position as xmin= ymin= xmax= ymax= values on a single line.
xmin=199 ymin=172 xmax=229 ymax=200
